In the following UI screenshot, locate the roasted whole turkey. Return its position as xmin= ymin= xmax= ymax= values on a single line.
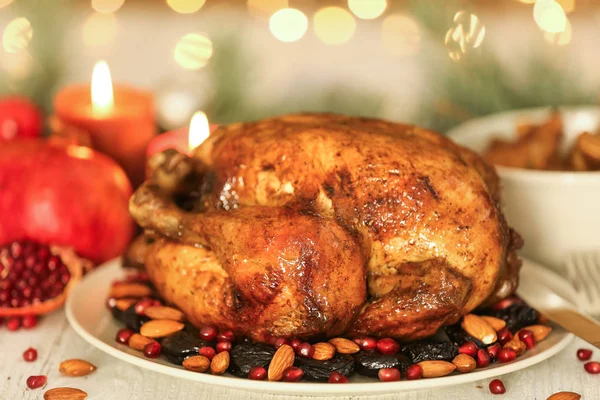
xmin=130 ymin=113 xmax=522 ymax=343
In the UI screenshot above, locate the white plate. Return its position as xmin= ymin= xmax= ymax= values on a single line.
xmin=66 ymin=257 xmax=574 ymax=396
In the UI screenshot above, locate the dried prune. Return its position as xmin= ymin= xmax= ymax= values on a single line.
xmin=482 ymin=304 xmax=539 ymax=332
xmin=401 ymin=341 xmax=458 ymax=364
xmin=117 ymin=304 xmax=150 ymax=332
xmin=162 ymin=326 xmax=213 ymax=365
xmin=444 ymin=324 xmax=485 ymax=348
xmin=354 ymin=351 xmax=411 ymax=378
xmin=229 ymin=343 xmax=276 ymax=378
xmin=295 ymin=354 xmax=355 ymax=382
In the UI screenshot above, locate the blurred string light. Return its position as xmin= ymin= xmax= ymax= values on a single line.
xmin=544 ymin=17 xmax=572 ymax=44
xmin=444 ymin=11 xmax=485 ymax=62
xmin=534 ymin=0 xmax=567 ymax=33
xmin=174 ymin=32 xmax=213 ymax=69
xmin=83 ymin=12 xmax=117 ymax=47
xmin=381 ymin=14 xmax=420 ymax=56
xmin=2 ymin=17 xmax=32 ymax=53
xmin=348 ymin=0 xmax=387 ymax=20
xmin=0 ymin=0 xmax=14 ymax=9
xmin=248 ymin=0 xmax=288 ymax=18
xmin=167 ymin=0 xmax=206 ymax=14
xmin=269 ymin=8 xmax=308 ymax=42
xmin=91 ymin=0 xmax=125 ymax=14
xmin=314 ymin=6 xmax=356 ymax=45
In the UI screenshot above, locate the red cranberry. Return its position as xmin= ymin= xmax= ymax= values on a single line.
xmin=406 ymin=364 xmax=423 ymax=380
xmin=497 ymin=327 xmax=513 ymax=345
xmin=376 ymin=338 xmax=399 ymax=355
xmin=199 ymin=326 xmax=217 ymax=342
xmin=458 ymin=341 xmax=479 ymax=358
xmin=378 ymin=368 xmax=401 ymax=382
xmin=23 ymin=347 xmax=38 ymax=362
xmin=273 ymin=337 xmax=289 ymax=349
xmin=296 ymin=342 xmax=314 ymax=358
xmin=22 ymin=315 xmax=36 ymax=329
xmin=487 ymin=343 xmax=502 ymax=360
xmin=492 ymin=297 xmax=521 ymax=310
xmin=290 ymin=338 xmax=302 ymax=350
xmin=248 ymin=366 xmax=267 ymax=380
xmin=283 ymin=367 xmax=304 ymax=382
xmin=355 ymin=336 xmax=377 ymax=351
xmin=328 ymin=371 xmax=348 ymax=383
xmin=26 ymin=375 xmax=47 ymax=389
xmin=517 ymin=329 xmax=535 ymax=350
xmin=115 ymin=328 xmax=134 ymax=345
xmin=217 ymin=330 xmax=235 ymax=342
xmin=497 ymin=348 xmax=517 ymax=363
xmin=6 ymin=317 xmax=21 ymax=331
xmin=477 ymin=348 xmax=491 ymax=368
xmin=143 ymin=342 xmax=162 ymax=358
xmin=584 ymin=361 xmax=600 ymax=374
xmin=489 ymin=379 xmax=506 ymax=394
xmin=198 ymin=346 xmax=216 ymax=360
xmin=216 ymin=341 xmax=232 ymax=353
xmin=577 ymin=348 xmax=593 ymax=361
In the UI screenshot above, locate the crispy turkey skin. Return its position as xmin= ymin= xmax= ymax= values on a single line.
xmin=130 ymin=113 xmax=522 ymax=342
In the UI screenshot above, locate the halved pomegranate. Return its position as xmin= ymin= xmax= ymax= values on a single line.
xmin=0 ymin=240 xmax=90 ymax=318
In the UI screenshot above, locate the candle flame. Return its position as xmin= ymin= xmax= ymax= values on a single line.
xmin=91 ymin=60 xmax=114 ymax=116
xmin=188 ymin=111 xmax=209 ymax=151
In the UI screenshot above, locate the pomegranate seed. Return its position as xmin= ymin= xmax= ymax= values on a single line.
xmin=6 ymin=317 xmax=21 ymax=331
xmin=23 ymin=347 xmax=38 ymax=362
xmin=290 ymin=338 xmax=302 ymax=350
xmin=584 ymin=361 xmax=600 ymax=374
xmin=297 ymin=342 xmax=314 ymax=358
xmin=489 ymin=379 xmax=506 ymax=394
xmin=199 ymin=326 xmax=217 ymax=342
xmin=248 ymin=366 xmax=267 ymax=380
xmin=406 ymin=364 xmax=423 ymax=380
xmin=492 ymin=297 xmax=521 ymax=310
xmin=22 ymin=315 xmax=36 ymax=329
xmin=198 ymin=346 xmax=216 ymax=360
xmin=216 ymin=341 xmax=232 ymax=353
xmin=376 ymin=338 xmax=399 ymax=355
xmin=134 ymin=298 xmax=156 ymax=315
xmin=477 ymin=348 xmax=491 ymax=368
xmin=458 ymin=341 xmax=479 ymax=358
xmin=37 ymin=246 xmax=49 ymax=261
xmin=273 ymin=338 xmax=289 ymax=349
xmin=26 ymin=375 xmax=47 ymax=389
xmin=497 ymin=348 xmax=517 ymax=363
xmin=497 ymin=328 xmax=513 ymax=345
xmin=115 ymin=328 xmax=134 ymax=344
xmin=144 ymin=342 xmax=162 ymax=358
xmin=517 ymin=329 xmax=535 ymax=350
xmin=283 ymin=367 xmax=304 ymax=382
xmin=487 ymin=343 xmax=502 ymax=360
xmin=217 ymin=330 xmax=235 ymax=342
xmin=126 ymin=271 xmax=149 ymax=282
xmin=10 ymin=241 xmax=23 ymax=258
xmin=328 ymin=371 xmax=348 ymax=383
xmin=577 ymin=348 xmax=593 ymax=361
xmin=355 ymin=336 xmax=377 ymax=351
xmin=378 ymin=368 xmax=401 ymax=382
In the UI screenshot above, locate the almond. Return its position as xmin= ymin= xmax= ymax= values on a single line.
xmin=210 ymin=351 xmax=230 ymax=375
xmin=417 ymin=360 xmax=457 ymax=378
xmin=43 ymin=387 xmax=87 ymax=400
xmin=139 ymin=319 xmax=184 ymax=338
xmin=461 ymin=314 xmax=497 ymax=345
xmin=480 ymin=315 xmax=507 ymax=331
xmin=183 ymin=355 xmax=210 ymax=373
xmin=328 ymin=338 xmax=360 ymax=354
xmin=504 ymin=337 xmax=527 ymax=355
xmin=109 ymin=283 xmax=152 ymax=299
xmin=115 ymin=298 xmax=136 ymax=311
xmin=268 ymin=344 xmax=295 ymax=381
xmin=546 ymin=392 xmax=581 ymax=400
xmin=128 ymin=334 xmax=156 ymax=351
xmin=312 ymin=342 xmax=336 ymax=361
xmin=525 ymin=325 xmax=552 ymax=342
xmin=58 ymin=359 xmax=96 ymax=377
xmin=452 ymin=353 xmax=476 ymax=373
xmin=144 ymin=306 xmax=185 ymax=321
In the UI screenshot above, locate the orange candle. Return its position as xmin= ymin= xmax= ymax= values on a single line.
xmin=53 ymin=61 xmax=156 ymax=187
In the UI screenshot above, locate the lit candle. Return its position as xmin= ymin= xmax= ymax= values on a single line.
xmin=53 ymin=60 xmax=156 ymax=187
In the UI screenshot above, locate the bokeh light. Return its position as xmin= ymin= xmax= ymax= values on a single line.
xmin=534 ymin=0 xmax=567 ymax=33
xmin=167 ymin=0 xmax=206 ymax=14
xmin=2 ymin=17 xmax=32 ymax=54
xmin=91 ymin=0 xmax=125 ymax=14
xmin=557 ymin=0 xmax=575 ymax=13
xmin=1 ymin=51 xmax=33 ymax=80
xmin=82 ymin=13 xmax=117 ymax=47
xmin=0 ymin=0 xmax=14 ymax=9
xmin=174 ymin=32 xmax=213 ymax=69
xmin=314 ymin=7 xmax=356 ymax=46
xmin=381 ymin=14 xmax=420 ymax=56
xmin=544 ymin=17 xmax=572 ymax=44
xmin=517 ymin=0 xmax=536 ymax=3
xmin=348 ymin=0 xmax=387 ymax=20
xmin=269 ymin=8 xmax=308 ymax=43
xmin=248 ymin=0 xmax=288 ymax=18
xmin=444 ymin=11 xmax=486 ymax=62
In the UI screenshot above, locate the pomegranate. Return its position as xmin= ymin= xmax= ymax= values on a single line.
xmin=497 ymin=348 xmax=516 ymax=363
xmin=406 ymin=364 xmax=423 ymax=380
xmin=217 ymin=330 xmax=235 ymax=342
xmin=216 ymin=341 xmax=232 ymax=353
xmin=248 ymin=366 xmax=267 ymax=380
xmin=355 ymin=336 xmax=377 ymax=351
xmin=290 ymin=338 xmax=302 ymax=350
xmin=489 ymin=379 xmax=506 ymax=394
xmin=144 ymin=341 xmax=162 ymax=358
xmin=116 ymin=328 xmax=134 ymax=345
xmin=584 ymin=361 xmax=600 ymax=374
xmin=497 ymin=327 xmax=513 ymax=345
xmin=458 ymin=341 xmax=479 ymax=358
xmin=517 ymin=329 xmax=535 ymax=350
xmin=376 ymin=338 xmax=399 ymax=355
xmin=198 ymin=346 xmax=216 ymax=360
xmin=26 ymin=375 xmax=47 ymax=389
xmin=477 ymin=348 xmax=491 ymax=368
xmin=282 ymin=367 xmax=304 ymax=382
xmin=328 ymin=372 xmax=348 ymax=383
xmin=273 ymin=338 xmax=289 ymax=349
xmin=577 ymin=348 xmax=593 ymax=361
xmin=23 ymin=347 xmax=38 ymax=362
xmin=487 ymin=343 xmax=502 ymax=360
xmin=378 ymin=368 xmax=401 ymax=382
xmin=296 ymin=342 xmax=315 ymax=358
xmin=199 ymin=326 xmax=217 ymax=342
xmin=0 ymin=140 xmax=134 ymax=264
xmin=0 ymin=97 xmax=42 ymax=141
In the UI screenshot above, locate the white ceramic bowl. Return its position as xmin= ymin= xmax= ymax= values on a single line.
xmin=447 ymin=106 xmax=600 ymax=271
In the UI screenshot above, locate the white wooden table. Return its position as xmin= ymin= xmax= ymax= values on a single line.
xmin=1 ymin=311 xmax=598 ymax=400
